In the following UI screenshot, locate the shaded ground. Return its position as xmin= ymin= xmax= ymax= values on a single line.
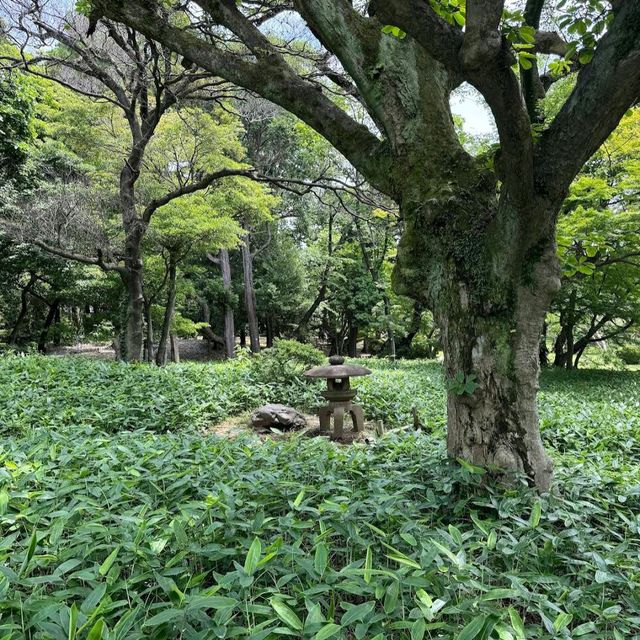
xmin=49 ymin=338 xmax=225 ymax=362
xmin=205 ymin=410 xmax=382 ymax=445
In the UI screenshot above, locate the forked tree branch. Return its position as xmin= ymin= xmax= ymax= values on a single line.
xmin=92 ymin=0 xmax=393 ymax=193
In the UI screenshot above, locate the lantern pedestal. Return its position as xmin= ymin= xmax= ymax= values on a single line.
xmin=303 ymin=356 xmax=371 ymax=440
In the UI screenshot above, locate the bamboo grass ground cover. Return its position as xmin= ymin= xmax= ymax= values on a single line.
xmin=0 ymin=355 xmax=639 ymax=638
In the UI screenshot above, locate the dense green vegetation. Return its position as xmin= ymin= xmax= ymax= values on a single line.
xmin=0 ymin=356 xmax=639 ymax=638
xmin=1 ymin=1 xmax=640 ymax=636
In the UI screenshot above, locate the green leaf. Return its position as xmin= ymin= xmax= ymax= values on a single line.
xmin=244 ymin=537 xmax=262 ymax=575
xmin=553 ymin=612 xmax=573 ymax=632
xmin=270 ymin=598 xmax=303 ymax=631
xmin=341 ymin=602 xmax=374 ymax=626
xmin=411 ymin=617 xmax=426 ymax=640
xmin=508 ymin=607 xmax=526 ymax=640
xmin=363 ymin=546 xmax=372 ymax=584
xmin=457 ymin=615 xmax=486 ymax=640
xmin=98 ymin=546 xmax=120 ymax=576
xmin=314 ymin=542 xmax=328 ymax=577
xmin=0 ymin=490 xmax=8 ymax=515
xmin=142 ymin=608 xmax=183 ymax=627
xmin=68 ymin=603 xmax=79 ymax=640
xmin=314 ymin=623 xmax=341 ymax=640
xmin=529 ymin=500 xmax=542 ymax=528
xmin=19 ymin=528 xmax=38 ymax=577
xmin=86 ymin=619 xmax=105 ymax=640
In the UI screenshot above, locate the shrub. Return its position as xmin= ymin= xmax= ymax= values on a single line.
xmin=250 ymin=339 xmax=326 ymax=386
xmin=617 ymin=344 xmax=640 ymax=365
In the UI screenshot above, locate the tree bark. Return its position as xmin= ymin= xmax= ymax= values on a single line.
xmin=156 ymin=252 xmax=178 ymax=366
xmin=219 ymin=248 xmax=236 ymax=358
xmin=170 ymin=333 xmax=180 ymax=363
xmin=383 ymin=295 xmax=396 ymax=359
xmin=8 ymin=273 xmax=36 ymax=344
xmin=441 ymin=256 xmax=557 ymax=491
xmin=119 ymin=151 xmax=147 ymax=363
xmin=394 ymin=187 xmax=559 ymax=491
xmin=144 ymin=299 xmax=154 ymax=363
xmin=539 ymin=320 xmax=549 ymax=367
xmin=38 ymin=298 xmax=60 ymax=353
xmin=266 ymin=315 xmax=275 ymax=348
xmin=347 ymin=321 xmax=358 ymax=358
xmin=241 ymin=234 xmax=260 ymax=353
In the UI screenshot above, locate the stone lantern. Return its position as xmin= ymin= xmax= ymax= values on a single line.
xmin=303 ymin=355 xmax=372 ymax=439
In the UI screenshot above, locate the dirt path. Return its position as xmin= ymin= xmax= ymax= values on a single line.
xmin=204 ymin=411 xmax=381 ymax=445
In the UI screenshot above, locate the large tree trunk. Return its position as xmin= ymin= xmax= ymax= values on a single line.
xmin=241 ymin=234 xmax=260 ymax=354
xmin=38 ymin=298 xmax=60 ymax=353
xmin=394 ymin=187 xmax=560 ymax=491
xmin=156 ymin=252 xmax=178 ymax=367
xmin=441 ymin=279 xmax=554 ymax=490
xmin=219 ymin=248 xmax=236 ymax=358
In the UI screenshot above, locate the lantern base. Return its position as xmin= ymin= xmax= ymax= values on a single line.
xmin=318 ymin=401 xmax=365 ymax=439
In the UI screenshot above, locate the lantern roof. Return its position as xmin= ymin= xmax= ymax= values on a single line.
xmin=303 ymin=356 xmax=372 ymax=379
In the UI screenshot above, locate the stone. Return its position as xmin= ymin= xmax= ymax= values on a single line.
xmin=250 ymin=404 xmax=307 ymax=431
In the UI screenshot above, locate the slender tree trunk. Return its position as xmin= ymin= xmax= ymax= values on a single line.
xmin=383 ymin=295 xmax=396 ymax=359
xmin=553 ymin=290 xmax=578 ymax=369
xmin=121 ymin=263 xmax=145 ymax=362
xmin=120 ymin=155 xmax=146 ymax=362
xmin=241 ymin=234 xmax=260 ymax=353
xmin=239 ymin=327 xmax=246 ymax=348
xmin=347 ymin=321 xmax=358 ymax=358
xmin=170 ymin=334 xmax=180 ymax=363
xmin=295 ymin=213 xmax=336 ymax=341
xmin=38 ymin=299 xmax=60 ymax=353
xmin=8 ymin=273 xmax=36 ymax=344
xmin=396 ymin=302 xmax=423 ymax=355
xmin=266 ymin=315 xmax=275 ymax=348
xmin=539 ymin=320 xmax=549 ymax=367
xmin=144 ymin=299 xmax=154 ymax=363
xmin=553 ymin=325 xmax=568 ymax=368
xmin=53 ymin=306 xmax=61 ymax=346
xmin=156 ymin=252 xmax=178 ymax=366
xmin=219 ymin=248 xmax=236 ymax=358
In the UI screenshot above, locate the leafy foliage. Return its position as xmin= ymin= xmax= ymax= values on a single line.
xmin=0 ymin=356 xmax=639 ymax=638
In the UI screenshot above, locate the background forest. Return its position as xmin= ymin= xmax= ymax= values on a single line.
xmin=1 ymin=20 xmax=638 ymax=367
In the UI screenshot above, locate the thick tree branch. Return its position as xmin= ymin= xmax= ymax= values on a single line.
xmin=368 ymin=0 xmax=463 ymax=73
xmin=462 ymin=0 xmax=504 ymax=69
xmin=92 ymin=0 xmax=393 ymax=193
xmin=142 ymin=168 xmax=257 ymax=222
xmin=371 ymin=0 xmax=532 ymax=198
xmin=31 ymin=240 xmax=125 ymax=274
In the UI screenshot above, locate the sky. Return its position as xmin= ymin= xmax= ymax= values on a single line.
xmin=451 ymin=92 xmax=497 ymax=137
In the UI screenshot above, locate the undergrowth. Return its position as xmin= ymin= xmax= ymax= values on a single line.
xmin=0 ymin=355 xmax=638 ymax=638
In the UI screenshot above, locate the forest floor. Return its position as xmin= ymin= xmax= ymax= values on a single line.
xmin=49 ymin=337 xmax=226 ymax=361
xmin=0 ymin=354 xmax=639 ymax=638
xmin=206 ymin=410 xmax=380 ymax=444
